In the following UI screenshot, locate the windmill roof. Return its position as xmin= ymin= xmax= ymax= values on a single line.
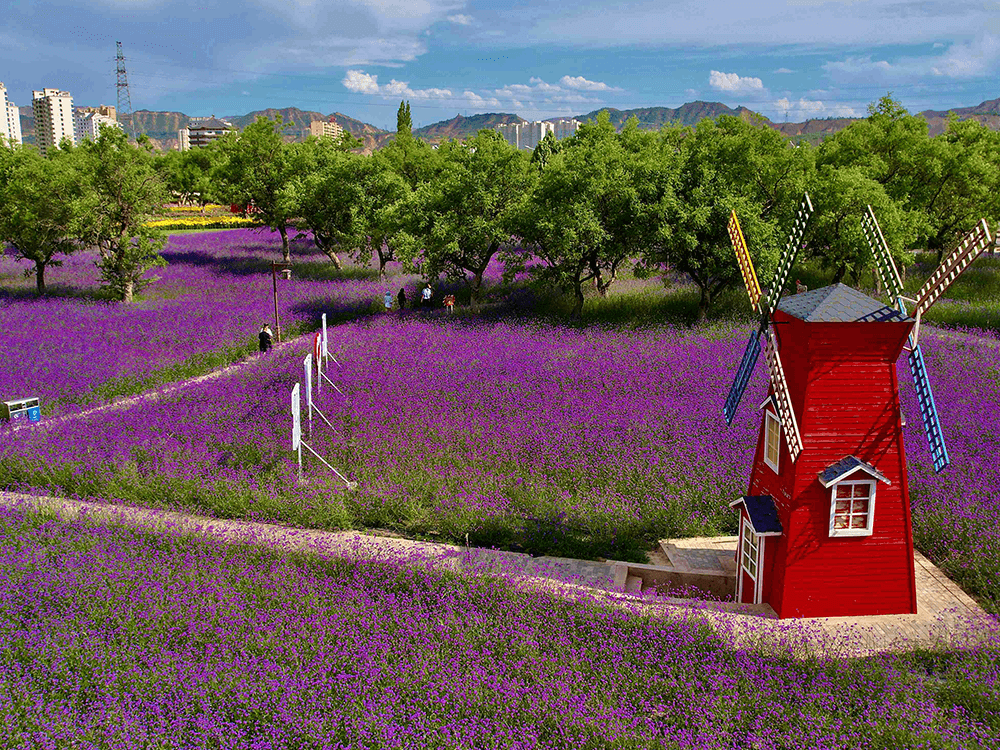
xmin=818 ymin=456 xmax=891 ymax=487
xmin=776 ymin=283 xmax=911 ymax=323
xmin=728 ymin=495 xmax=783 ymax=536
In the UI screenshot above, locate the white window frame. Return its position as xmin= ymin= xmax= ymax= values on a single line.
xmin=828 ymin=479 xmax=877 ymax=537
xmin=763 ymin=409 xmax=780 ymax=474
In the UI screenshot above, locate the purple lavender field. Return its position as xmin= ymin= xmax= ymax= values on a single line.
xmin=0 ymin=229 xmax=389 ymax=412
xmin=0 ymin=506 xmax=996 ymax=748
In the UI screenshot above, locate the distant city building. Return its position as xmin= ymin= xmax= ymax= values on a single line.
xmin=0 ymin=82 xmax=22 ymax=145
xmin=74 ymin=108 xmax=121 ymax=142
xmin=178 ymin=116 xmax=235 ymax=151
xmin=32 ymin=88 xmax=75 ymax=154
xmin=495 ymin=118 xmax=580 ymax=150
xmin=76 ymin=104 xmax=117 ymax=121
xmin=309 ymin=119 xmax=344 ymax=140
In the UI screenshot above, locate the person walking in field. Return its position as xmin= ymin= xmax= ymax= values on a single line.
xmin=258 ymin=324 xmax=273 ymax=353
xmin=397 ymin=287 xmax=407 ymax=317
xmin=421 ymin=283 xmax=432 ymax=310
xmin=384 ymin=291 xmax=393 ymax=314
xmin=443 ymin=294 xmax=456 ymax=314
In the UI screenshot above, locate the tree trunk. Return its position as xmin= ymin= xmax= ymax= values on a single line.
xmin=123 ymin=279 xmax=134 ymax=304
xmin=279 ymin=225 xmax=290 ymax=263
xmin=35 ymin=261 xmax=46 ymax=294
xmin=470 ymin=271 xmax=484 ymax=311
xmin=832 ymin=264 xmax=846 ymax=284
xmin=696 ymin=285 xmax=711 ymax=323
xmin=571 ymin=279 xmax=585 ymax=318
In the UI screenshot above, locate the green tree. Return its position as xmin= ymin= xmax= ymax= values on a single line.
xmin=649 ymin=115 xmax=813 ymax=321
xmin=529 ymin=130 xmax=561 ymax=171
xmin=288 ymin=149 xmax=409 ymax=277
xmin=0 ymin=144 xmax=89 ymax=294
xmin=396 ymin=100 xmax=412 ymax=138
xmin=215 ymin=116 xmax=298 ymax=261
xmin=401 ymin=130 xmax=533 ymax=306
xmin=76 ymin=127 xmax=168 ymax=303
xmin=807 ymin=165 xmax=916 ymax=287
xmin=154 ymin=144 xmax=223 ymax=211
xmin=518 ymin=113 xmax=674 ymax=317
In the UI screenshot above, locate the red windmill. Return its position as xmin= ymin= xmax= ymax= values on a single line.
xmin=723 ymin=199 xmax=992 ymax=618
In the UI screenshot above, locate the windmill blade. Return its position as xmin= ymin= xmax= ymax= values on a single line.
xmin=723 ymin=331 xmax=763 ymax=425
xmin=763 ymin=330 xmax=803 ymax=462
xmin=763 ymin=193 xmax=813 ymax=316
xmin=861 ymin=205 xmax=904 ymax=300
xmin=728 ymin=210 xmax=762 ymax=314
xmin=908 ymin=344 xmax=950 ymax=473
xmin=913 ymin=219 xmax=993 ymax=319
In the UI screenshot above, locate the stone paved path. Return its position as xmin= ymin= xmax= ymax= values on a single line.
xmin=1 ymin=492 xmax=995 ymax=659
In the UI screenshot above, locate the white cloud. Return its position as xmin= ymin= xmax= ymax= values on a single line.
xmin=342 ymin=69 xmax=380 ymax=94
xmin=709 ymin=70 xmax=764 ymax=92
xmin=559 ymin=75 xmax=620 ymax=91
xmin=447 ymin=14 xmax=473 ymax=25
xmin=774 ymin=67 xmax=794 ymax=74
xmin=930 ymin=34 xmax=1000 ymax=77
xmin=824 ymin=33 xmax=1000 ymax=84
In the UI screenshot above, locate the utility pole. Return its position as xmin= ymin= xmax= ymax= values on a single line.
xmin=271 ymin=261 xmax=293 ymax=342
xmin=116 ymin=41 xmax=135 ymax=140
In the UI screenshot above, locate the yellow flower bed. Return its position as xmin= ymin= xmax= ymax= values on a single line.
xmin=166 ymin=204 xmax=226 ymax=212
xmin=145 ymin=215 xmax=260 ymax=230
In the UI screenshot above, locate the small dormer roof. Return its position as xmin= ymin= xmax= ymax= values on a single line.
xmin=777 ymin=283 xmax=911 ymax=323
xmin=818 ymin=455 xmax=891 ymax=487
xmin=728 ymin=495 xmax=783 ymax=536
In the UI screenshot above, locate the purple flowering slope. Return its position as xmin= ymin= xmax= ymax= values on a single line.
xmin=0 ymin=506 xmax=996 ymax=749
xmin=0 ymin=230 xmax=389 ymax=412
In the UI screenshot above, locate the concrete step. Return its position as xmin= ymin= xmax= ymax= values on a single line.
xmin=625 ymin=575 xmax=644 ymax=594
xmin=718 ymin=553 xmax=738 ymax=574
xmin=658 ymin=541 xmax=689 ymax=570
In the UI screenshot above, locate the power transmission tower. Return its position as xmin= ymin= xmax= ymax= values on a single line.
xmin=116 ymin=41 xmax=135 ymax=140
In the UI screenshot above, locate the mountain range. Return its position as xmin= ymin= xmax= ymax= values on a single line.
xmin=16 ymin=97 xmax=1000 ymax=151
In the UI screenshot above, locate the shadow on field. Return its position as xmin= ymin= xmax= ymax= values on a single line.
xmin=0 ymin=284 xmax=116 ymax=304
xmin=159 ymin=249 xmax=382 ymax=283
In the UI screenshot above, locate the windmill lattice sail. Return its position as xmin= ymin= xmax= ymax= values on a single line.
xmin=913 ymin=219 xmax=993 ymax=320
xmin=763 ymin=194 xmax=813 ymax=316
xmin=729 ymin=210 xmax=762 ymax=313
xmin=861 ymin=205 xmax=903 ymax=300
xmin=723 ymin=333 xmax=762 ymax=425
xmin=908 ymin=345 xmax=950 ymax=472
xmin=763 ymin=330 xmax=803 ymax=462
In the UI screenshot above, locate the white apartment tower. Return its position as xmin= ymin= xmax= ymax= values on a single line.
xmin=0 ymin=82 xmax=23 ymax=146
xmin=309 ymin=119 xmax=344 ymax=140
xmin=74 ymin=109 xmax=121 ymax=142
xmin=495 ymin=118 xmax=581 ymax=151
xmin=32 ymin=88 xmax=75 ymax=154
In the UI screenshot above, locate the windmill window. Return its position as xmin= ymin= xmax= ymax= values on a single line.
xmin=741 ymin=525 xmax=760 ymax=580
xmin=764 ymin=410 xmax=780 ymax=473
xmin=829 ymin=480 xmax=876 ymax=537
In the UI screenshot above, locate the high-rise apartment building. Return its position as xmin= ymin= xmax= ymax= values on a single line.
xmin=74 ymin=109 xmax=122 ymax=142
xmin=495 ymin=118 xmax=581 ymax=151
xmin=32 ymin=88 xmax=75 ymax=154
xmin=0 ymin=82 xmax=23 ymax=145
xmin=309 ymin=119 xmax=344 ymax=140
xmin=178 ymin=117 xmax=235 ymax=151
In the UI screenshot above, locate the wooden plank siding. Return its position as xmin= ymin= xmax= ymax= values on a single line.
xmin=743 ymin=313 xmax=918 ymax=618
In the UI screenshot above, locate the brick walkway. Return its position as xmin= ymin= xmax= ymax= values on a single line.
xmin=1 ymin=492 xmax=995 ymax=658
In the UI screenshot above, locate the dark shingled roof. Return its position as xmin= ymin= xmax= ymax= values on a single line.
xmin=818 ymin=455 xmax=891 ymax=487
xmin=776 ymin=283 xmax=911 ymax=323
xmin=729 ymin=495 xmax=783 ymax=536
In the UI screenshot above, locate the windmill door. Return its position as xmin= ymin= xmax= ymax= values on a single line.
xmin=736 ymin=515 xmax=764 ymax=604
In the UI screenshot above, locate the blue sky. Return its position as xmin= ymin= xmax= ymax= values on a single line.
xmin=2 ymin=0 xmax=999 ymax=130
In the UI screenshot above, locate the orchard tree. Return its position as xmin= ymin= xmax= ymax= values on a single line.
xmin=648 ymin=115 xmax=813 ymax=321
xmin=154 ymin=144 xmax=222 ymax=211
xmin=77 ymin=127 xmax=168 ymax=303
xmin=288 ymin=149 xmax=408 ymax=277
xmin=216 ymin=116 xmax=298 ymax=261
xmin=0 ymin=144 xmax=88 ymax=294
xmin=518 ymin=113 xmax=674 ymax=317
xmin=401 ymin=130 xmax=533 ymax=306
xmin=806 ymin=164 xmax=917 ymax=287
